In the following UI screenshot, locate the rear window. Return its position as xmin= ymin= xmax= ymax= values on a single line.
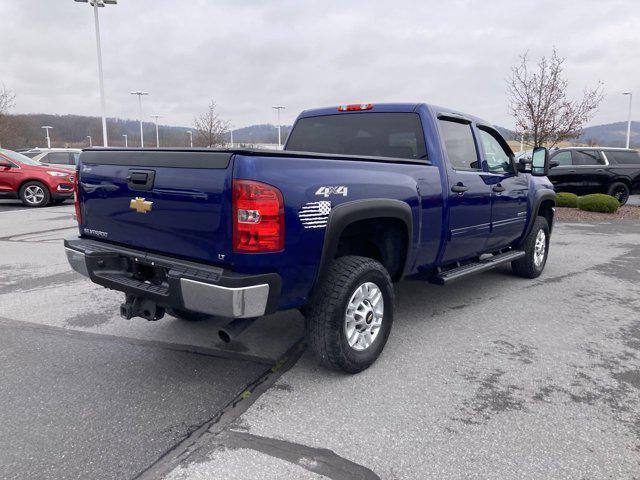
xmin=605 ymin=150 xmax=640 ymax=164
xmin=285 ymin=113 xmax=427 ymax=160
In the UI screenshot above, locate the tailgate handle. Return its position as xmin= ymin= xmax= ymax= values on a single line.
xmin=127 ymin=169 xmax=155 ymax=191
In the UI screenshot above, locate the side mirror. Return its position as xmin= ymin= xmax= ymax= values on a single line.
xmin=530 ymin=147 xmax=549 ymax=176
xmin=549 ymin=160 xmax=559 ymax=169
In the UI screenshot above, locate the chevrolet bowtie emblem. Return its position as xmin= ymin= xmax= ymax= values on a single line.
xmin=130 ymin=197 xmax=153 ymax=213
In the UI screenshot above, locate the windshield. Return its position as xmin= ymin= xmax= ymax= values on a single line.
xmin=0 ymin=149 xmax=44 ymax=166
xmin=285 ymin=112 xmax=427 ymax=160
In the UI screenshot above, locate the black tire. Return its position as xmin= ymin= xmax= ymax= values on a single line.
xmin=167 ymin=308 xmax=211 ymax=322
xmin=512 ymin=216 xmax=550 ymax=279
xmin=305 ymin=255 xmax=394 ymax=374
xmin=607 ymin=182 xmax=630 ymax=206
xmin=19 ymin=181 xmax=51 ymax=208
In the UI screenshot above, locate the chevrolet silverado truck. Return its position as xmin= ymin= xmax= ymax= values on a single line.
xmin=65 ymin=103 xmax=556 ymax=373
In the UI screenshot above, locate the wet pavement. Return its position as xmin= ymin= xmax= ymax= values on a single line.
xmin=1 ymin=202 xmax=639 ymax=479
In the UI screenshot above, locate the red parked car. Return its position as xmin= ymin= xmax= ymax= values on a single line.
xmin=0 ymin=148 xmax=75 ymax=207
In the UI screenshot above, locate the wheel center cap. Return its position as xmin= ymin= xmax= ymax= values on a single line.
xmin=366 ymin=311 xmax=374 ymax=324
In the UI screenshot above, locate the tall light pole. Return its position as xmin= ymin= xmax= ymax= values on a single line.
xmin=186 ymin=131 xmax=193 ymax=148
xmin=87 ymin=135 xmax=92 ymax=147
xmin=151 ymin=114 xmax=161 ymax=148
xmin=229 ymin=124 xmax=234 ymax=147
xmin=623 ymin=91 xmax=633 ymax=149
xmin=272 ymin=105 xmax=285 ymax=147
xmin=130 ymin=91 xmax=149 ymax=147
xmin=74 ymin=0 xmax=117 ymax=147
xmin=122 ymin=134 xmax=128 ymax=147
xmin=41 ymin=126 xmax=53 ymax=149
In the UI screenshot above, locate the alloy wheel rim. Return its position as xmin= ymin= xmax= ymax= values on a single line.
xmin=533 ymin=229 xmax=546 ymax=267
xmin=24 ymin=186 xmax=45 ymax=205
xmin=344 ymin=282 xmax=384 ymax=351
xmin=613 ymin=187 xmax=628 ymax=204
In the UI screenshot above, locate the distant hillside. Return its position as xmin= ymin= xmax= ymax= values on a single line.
xmin=578 ymin=121 xmax=639 ymax=148
xmin=0 ymin=113 xmax=293 ymax=150
xmin=1 ymin=113 xmax=637 ymax=150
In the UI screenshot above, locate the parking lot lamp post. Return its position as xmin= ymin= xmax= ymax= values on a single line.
xmin=130 ymin=91 xmax=149 ymax=147
xmin=272 ymin=106 xmax=285 ymax=147
xmin=87 ymin=135 xmax=92 ymax=147
xmin=229 ymin=126 xmax=234 ymax=147
xmin=122 ymin=134 xmax=128 ymax=147
xmin=74 ymin=0 xmax=116 ymax=147
xmin=41 ymin=126 xmax=53 ymax=148
xmin=623 ymin=91 xmax=633 ymax=149
xmin=151 ymin=115 xmax=161 ymax=148
xmin=187 ymin=131 xmax=193 ymax=148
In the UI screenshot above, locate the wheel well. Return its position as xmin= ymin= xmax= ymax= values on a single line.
xmin=538 ymin=199 xmax=555 ymax=231
xmin=612 ymin=178 xmax=632 ymax=189
xmin=334 ymin=218 xmax=408 ymax=281
xmin=18 ymin=179 xmax=49 ymax=194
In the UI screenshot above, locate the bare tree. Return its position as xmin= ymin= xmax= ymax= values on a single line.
xmin=0 ymin=84 xmax=16 ymax=148
xmin=507 ymin=49 xmax=604 ymax=148
xmin=193 ymin=100 xmax=229 ymax=148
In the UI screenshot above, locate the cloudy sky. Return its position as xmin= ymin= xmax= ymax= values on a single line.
xmin=1 ymin=0 xmax=638 ymax=129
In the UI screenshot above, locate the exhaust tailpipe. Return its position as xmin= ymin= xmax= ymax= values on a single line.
xmin=218 ymin=317 xmax=257 ymax=343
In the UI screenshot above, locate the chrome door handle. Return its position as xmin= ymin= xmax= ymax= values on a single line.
xmin=492 ymin=184 xmax=506 ymax=193
xmin=451 ymin=183 xmax=469 ymax=193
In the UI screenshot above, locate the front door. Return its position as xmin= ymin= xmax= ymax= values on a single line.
xmin=438 ymin=118 xmax=493 ymax=263
xmin=547 ymin=150 xmax=576 ymax=193
xmin=477 ymin=127 xmax=529 ymax=251
xmin=0 ymin=156 xmax=19 ymax=195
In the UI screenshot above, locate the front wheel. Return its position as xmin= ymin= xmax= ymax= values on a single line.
xmin=512 ymin=216 xmax=550 ymax=279
xmin=19 ymin=181 xmax=51 ymax=208
xmin=305 ymin=255 xmax=394 ymax=374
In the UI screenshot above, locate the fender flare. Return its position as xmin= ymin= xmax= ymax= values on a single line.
xmin=313 ymin=198 xmax=413 ymax=288
xmin=521 ymin=189 xmax=556 ymax=242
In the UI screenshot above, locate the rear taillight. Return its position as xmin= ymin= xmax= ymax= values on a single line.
xmin=73 ymin=170 xmax=82 ymax=224
xmin=338 ymin=103 xmax=373 ymax=111
xmin=233 ymin=179 xmax=284 ymax=253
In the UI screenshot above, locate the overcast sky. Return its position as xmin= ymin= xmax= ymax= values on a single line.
xmin=1 ymin=0 xmax=638 ymax=129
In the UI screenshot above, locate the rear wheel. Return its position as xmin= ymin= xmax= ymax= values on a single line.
xmin=512 ymin=216 xmax=550 ymax=279
xmin=305 ymin=255 xmax=394 ymax=374
xmin=19 ymin=181 xmax=51 ymax=207
xmin=607 ymin=182 xmax=630 ymax=206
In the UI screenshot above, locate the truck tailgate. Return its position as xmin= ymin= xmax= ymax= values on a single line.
xmin=78 ymin=150 xmax=232 ymax=265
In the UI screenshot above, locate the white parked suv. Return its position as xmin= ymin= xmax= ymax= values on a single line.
xmin=27 ymin=148 xmax=82 ymax=170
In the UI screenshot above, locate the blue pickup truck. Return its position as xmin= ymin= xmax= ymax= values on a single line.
xmin=65 ymin=103 xmax=555 ymax=373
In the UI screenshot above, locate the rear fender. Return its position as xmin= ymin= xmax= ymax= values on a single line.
xmin=314 ymin=199 xmax=413 ymax=287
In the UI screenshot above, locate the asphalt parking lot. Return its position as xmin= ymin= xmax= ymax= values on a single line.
xmin=1 ymin=198 xmax=639 ymax=479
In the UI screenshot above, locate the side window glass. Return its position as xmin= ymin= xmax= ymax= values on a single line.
xmin=438 ymin=119 xmax=480 ymax=170
xmin=552 ymin=151 xmax=572 ymax=166
xmin=47 ymin=152 xmax=69 ymax=165
xmin=478 ymin=128 xmax=513 ymax=173
xmin=572 ymin=150 xmax=604 ymax=166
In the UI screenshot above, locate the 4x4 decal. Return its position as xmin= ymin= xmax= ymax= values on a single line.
xmin=315 ymin=186 xmax=348 ymax=197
